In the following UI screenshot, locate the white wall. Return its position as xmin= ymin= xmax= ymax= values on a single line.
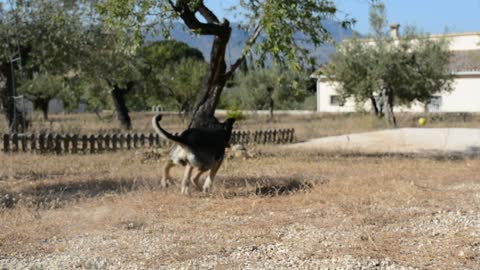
xmin=432 ymin=33 xmax=480 ymax=51
xmin=316 ymin=32 xmax=480 ymax=113
xmin=317 ymin=80 xmax=358 ymax=112
xmin=442 ymin=76 xmax=480 ymax=112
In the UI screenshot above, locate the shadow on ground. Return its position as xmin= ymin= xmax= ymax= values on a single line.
xmin=1 ymin=177 xmax=156 ymax=209
xmin=218 ymin=175 xmax=326 ymax=198
xmin=1 ymin=175 xmax=326 ymax=209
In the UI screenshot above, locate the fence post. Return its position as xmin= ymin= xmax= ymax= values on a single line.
xmin=140 ymin=133 xmax=145 ymax=147
xmin=89 ymin=134 xmax=95 ymax=154
xmin=112 ymin=134 xmax=118 ymax=152
xmin=39 ymin=134 xmax=46 ymax=153
xmin=97 ymin=134 xmax=104 ymax=153
xmin=12 ymin=133 xmax=18 ymax=152
xmin=46 ymin=134 xmax=54 ymax=153
xmin=133 ymin=134 xmax=139 ymax=148
xmin=3 ymin=134 xmax=9 ymax=153
xmin=104 ymin=134 xmax=111 ymax=152
xmin=148 ymin=133 xmax=154 ymax=147
xmin=72 ymin=134 xmax=78 ymax=154
xmin=30 ymin=134 xmax=36 ymax=153
xmin=20 ymin=134 xmax=27 ymax=152
xmin=64 ymin=134 xmax=71 ymax=154
xmin=82 ymin=135 xmax=88 ymax=154
xmin=54 ymin=134 xmax=62 ymax=154
xmin=119 ymin=134 xmax=125 ymax=150
xmin=126 ymin=134 xmax=132 ymax=150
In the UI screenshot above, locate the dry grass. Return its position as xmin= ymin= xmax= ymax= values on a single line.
xmin=1 ymin=112 xmax=480 ymax=268
xmin=1 ymin=148 xmax=479 ymax=269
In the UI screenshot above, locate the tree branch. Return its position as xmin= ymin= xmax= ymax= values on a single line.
xmin=198 ymin=3 xmax=219 ymax=24
xmin=168 ymin=1 xmax=226 ymax=36
xmin=225 ymin=23 xmax=263 ymax=79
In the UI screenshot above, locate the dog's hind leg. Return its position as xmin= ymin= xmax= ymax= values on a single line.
xmin=181 ymin=165 xmax=193 ymax=195
xmin=203 ymin=160 xmax=223 ymax=193
xmin=161 ymin=160 xmax=174 ymax=188
xmin=191 ymin=169 xmax=207 ymax=191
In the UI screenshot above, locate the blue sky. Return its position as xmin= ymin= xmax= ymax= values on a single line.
xmin=205 ymin=0 xmax=480 ymax=35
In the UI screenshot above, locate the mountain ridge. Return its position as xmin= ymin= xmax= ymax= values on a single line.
xmin=146 ymin=20 xmax=353 ymax=65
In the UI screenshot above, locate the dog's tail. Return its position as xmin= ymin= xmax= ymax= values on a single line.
xmin=152 ymin=114 xmax=189 ymax=149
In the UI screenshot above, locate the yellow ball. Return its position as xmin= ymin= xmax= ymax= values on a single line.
xmin=418 ymin=117 xmax=426 ymax=126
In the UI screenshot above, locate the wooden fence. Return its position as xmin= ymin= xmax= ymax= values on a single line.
xmin=1 ymin=129 xmax=295 ymax=154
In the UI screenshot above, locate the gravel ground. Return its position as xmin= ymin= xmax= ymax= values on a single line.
xmin=1 ymin=141 xmax=480 ymax=269
xmin=2 ymin=208 xmax=479 ymax=269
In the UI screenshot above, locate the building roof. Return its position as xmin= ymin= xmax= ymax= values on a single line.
xmin=311 ymin=49 xmax=480 ymax=79
xmin=449 ymin=50 xmax=480 ymax=73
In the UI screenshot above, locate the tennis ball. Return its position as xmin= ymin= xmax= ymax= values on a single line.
xmin=418 ymin=117 xmax=426 ymax=126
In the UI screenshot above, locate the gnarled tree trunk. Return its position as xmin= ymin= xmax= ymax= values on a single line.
xmin=169 ymin=2 xmax=261 ymax=129
xmin=382 ymin=88 xmax=397 ymax=128
xmin=188 ymin=22 xmax=231 ymax=128
xmin=370 ymin=95 xmax=380 ymax=117
xmin=111 ymin=82 xmax=134 ymax=130
xmin=0 ymin=62 xmax=28 ymax=133
xmin=33 ymin=97 xmax=50 ymax=120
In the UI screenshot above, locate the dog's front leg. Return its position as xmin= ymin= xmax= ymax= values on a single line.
xmin=181 ymin=165 xmax=193 ymax=195
xmin=203 ymin=160 xmax=223 ymax=193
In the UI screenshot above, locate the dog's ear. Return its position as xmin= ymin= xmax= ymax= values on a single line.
xmin=223 ymin=118 xmax=236 ymax=127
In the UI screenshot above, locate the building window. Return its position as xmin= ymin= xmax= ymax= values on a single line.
xmin=427 ymin=96 xmax=442 ymax=112
xmin=330 ymin=95 xmax=344 ymax=106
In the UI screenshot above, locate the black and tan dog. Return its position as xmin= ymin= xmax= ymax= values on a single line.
xmin=152 ymin=114 xmax=235 ymax=194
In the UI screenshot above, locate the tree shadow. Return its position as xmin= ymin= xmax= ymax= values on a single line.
xmin=1 ymin=177 xmax=155 ymax=209
xmin=218 ymin=175 xmax=326 ymax=198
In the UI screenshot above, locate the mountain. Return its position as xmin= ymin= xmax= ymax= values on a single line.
xmin=146 ymin=20 xmax=353 ymax=65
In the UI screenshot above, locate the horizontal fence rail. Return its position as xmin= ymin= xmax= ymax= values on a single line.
xmin=1 ymin=129 xmax=295 ymax=154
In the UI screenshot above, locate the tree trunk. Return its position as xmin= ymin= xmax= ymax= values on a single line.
xmin=171 ymin=2 xmax=262 ymax=128
xmin=382 ymin=89 xmax=397 ymax=127
xmin=0 ymin=62 xmax=28 ymax=133
xmin=370 ymin=95 xmax=380 ymax=117
xmin=111 ymin=82 xmax=134 ymax=130
xmin=34 ymin=97 xmax=50 ymax=120
xmin=268 ymin=86 xmax=274 ymax=122
xmin=188 ymin=22 xmax=231 ymax=128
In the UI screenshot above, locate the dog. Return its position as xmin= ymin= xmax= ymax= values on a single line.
xmin=152 ymin=114 xmax=236 ymax=194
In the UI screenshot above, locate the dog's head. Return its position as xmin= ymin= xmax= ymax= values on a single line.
xmin=222 ymin=118 xmax=236 ymax=144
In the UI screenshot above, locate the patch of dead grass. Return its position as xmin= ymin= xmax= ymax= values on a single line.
xmin=1 ymin=148 xmax=480 ymax=268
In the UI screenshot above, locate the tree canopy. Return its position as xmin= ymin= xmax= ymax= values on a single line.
xmin=97 ymin=0 xmax=352 ymax=127
xmin=322 ymin=1 xmax=453 ymax=127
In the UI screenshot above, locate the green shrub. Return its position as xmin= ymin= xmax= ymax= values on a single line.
xmin=226 ymin=108 xmax=245 ymax=120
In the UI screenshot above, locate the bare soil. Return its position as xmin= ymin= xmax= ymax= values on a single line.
xmin=1 ymin=147 xmax=479 ymax=269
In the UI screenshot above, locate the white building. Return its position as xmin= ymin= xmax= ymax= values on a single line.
xmin=314 ymin=28 xmax=480 ymax=113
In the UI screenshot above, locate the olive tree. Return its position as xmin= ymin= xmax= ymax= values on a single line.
xmin=97 ymin=0 xmax=352 ymax=128
xmin=323 ymin=1 xmax=453 ymax=127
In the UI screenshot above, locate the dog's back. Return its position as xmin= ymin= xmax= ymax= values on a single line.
xmin=153 ymin=114 xmax=236 ymax=164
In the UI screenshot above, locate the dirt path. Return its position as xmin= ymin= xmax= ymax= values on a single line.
xmin=289 ymin=128 xmax=480 ymax=154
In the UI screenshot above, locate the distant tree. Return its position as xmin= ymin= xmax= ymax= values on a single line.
xmin=79 ymin=20 xmax=142 ymax=130
xmin=323 ymin=1 xmax=453 ymax=127
xmin=19 ymin=73 xmax=64 ymax=120
xmin=136 ymin=40 xmax=207 ymax=113
xmin=97 ymin=0 xmax=353 ymax=128
xmin=156 ymin=58 xmax=208 ymax=114
xmin=0 ymin=0 xmax=88 ymax=131
xmin=224 ymin=65 xmax=310 ymax=120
